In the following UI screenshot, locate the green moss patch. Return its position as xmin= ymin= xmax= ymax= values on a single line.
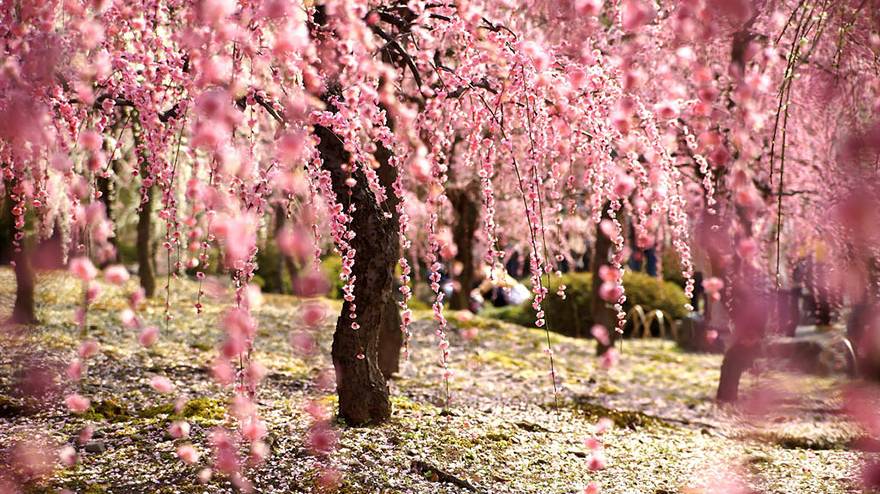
xmin=83 ymin=399 xmax=132 ymax=422
xmin=138 ymin=397 xmax=226 ymax=423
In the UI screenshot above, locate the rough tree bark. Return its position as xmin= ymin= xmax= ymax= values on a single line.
xmin=374 ymin=140 xmax=403 ymax=380
xmin=591 ymin=209 xmax=617 ymax=355
xmin=447 ymin=182 xmax=479 ymax=311
xmin=316 ymin=119 xmax=395 ymax=425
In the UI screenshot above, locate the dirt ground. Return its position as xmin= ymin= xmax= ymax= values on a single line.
xmin=0 ymin=269 xmax=869 ymax=493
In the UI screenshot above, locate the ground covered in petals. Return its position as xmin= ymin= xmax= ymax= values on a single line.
xmin=0 ymin=269 xmax=868 ymax=493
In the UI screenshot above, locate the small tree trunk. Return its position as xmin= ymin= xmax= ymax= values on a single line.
xmin=448 ymin=184 xmax=479 ymax=311
xmin=11 ymin=263 xmax=37 ymax=325
xmin=317 ymin=122 xmax=393 ymax=425
xmin=3 ymin=180 xmax=36 ymax=324
xmin=11 ymin=244 xmax=37 ymax=325
xmin=716 ymin=342 xmax=759 ymax=402
xmin=378 ymin=290 xmax=403 ymax=379
xmin=271 ymin=204 xmax=291 ymax=293
xmin=374 ymin=138 xmax=404 ymax=380
xmin=96 ymin=172 xmax=118 ymax=265
xmin=137 ymin=183 xmax=156 ymax=298
xmin=591 ymin=214 xmax=617 ymax=355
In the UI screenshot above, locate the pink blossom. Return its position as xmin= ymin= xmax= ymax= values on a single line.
xmin=290 ymin=331 xmax=317 ymax=355
xmin=130 ymin=288 xmax=146 ymax=308
xmin=621 ymin=0 xmax=655 ymax=31
xmin=599 ymin=219 xmax=617 ymax=238
xmin=150 ymin=375 xmax=175 ymax=394
xmin=139 ymin=326 xmax=159 ymax=347
xmin=78 ymin=426 xmax=94 ymax=444
xmin=600 ymin=348 xmax=620 ymax=369
xmin=249 ymin=440 xmax=269 ymax=466
xmin=230 ymin=394 xmax=256 ymax=420
xmin=574 ymin=0 xmax=603 ymax=16
xmin=292 ymin=269 xmax=330 ymax=297
xmin=587 ymin=451 xmax=606 ymax=471
xmin=120 ymin=309 xmax=138 ymax=328
xmin=736 ymin=239 xmax=758 ymax=259
xmin=78 ymin=339 xmax=100 ymax=359
xmin=300 ymin=302 xmax=326 ymax=327
xmin=104 ymin=265 xmax=129 ymax=285
xmin=245 ymin=361 xmax=267 ymax=389
xmin=306 ymin=423 xmax=338 ymax=455
xmin=277 ymin=226 xmax=313 ymax=263
xmin=613 ymin=172 xmax=636 ymax=198
xmin=705 ymin=329 xmax=719 ymax=344
xmin=598 ymin=265 xmax=620 ymax=283
xmin=65 ymin=394 xmax=90 ymax=414
xmin=212 ymin=358 xmax=235 ymax=385
xmin=69 ymin=257 xmax=97 ymax=281
xmin=66 ymin=359 xmax=83 ymax=381
xmin=242 ymin=417 xmax=267 ymax=442
xmin=409 ymin=150 xmax=432 ymax=183
xmin=305 ymin=400 xmax=331 ymax=421
xmin=78 ymin=131 xmax=103 ymax=152
xmin=80 ymin=20 xmax=105 ymax=49
xmin=222 ymin=308 xmax=256 ymax=339
xmin=210 ymin=429 xmax=240 ymax=475
xmin=86 ymin=282 xmax=102 ymax=303
xmin=197 ymin=0 xmax=237 ymax=25
xmin=702 ymin=277 xmax=725 ymax=301
xmin=169 ymin=421 xmax=191 ymax=439
xmin=590 ymin=325 xmax=610 ymax=346
xmin=598 ymin=281 xmax=623 ymax=302
xmin=584 ymin=481 xmax=601 ymax=494
xmin=177 ymin=444 xmax=200 ymax=465
xmin=7 ymin=438 xmax=55 ymax=481
xmin=198 ymin=468 xmax=213 ymax=483
xmin=316 ymin=467 xmax=342 ymax=490
xmin=594 ymin=417 xmax=614 ymax=435
xmin=222 ymin=333 xmax=247 ymax=358
xmin=58 ymin=444 xmax=77 ymax=467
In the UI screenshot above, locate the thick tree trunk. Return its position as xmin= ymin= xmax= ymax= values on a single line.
xmin=591 ymin=214 xmax=617 ymax=355
xmin=448 ymin=184 xmax=479 ymax=311
xmin=316 ymin=122 xmax=394 ymax=425
xmin=137 ymin=184 xmax=156 ymax=298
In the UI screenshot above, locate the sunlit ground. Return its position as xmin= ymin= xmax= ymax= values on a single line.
xmin=0 ymin=269 xmax=867 ymax=493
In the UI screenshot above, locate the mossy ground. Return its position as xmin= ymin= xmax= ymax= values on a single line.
xmin=0 ymin=269 xmax=869 ymax=493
